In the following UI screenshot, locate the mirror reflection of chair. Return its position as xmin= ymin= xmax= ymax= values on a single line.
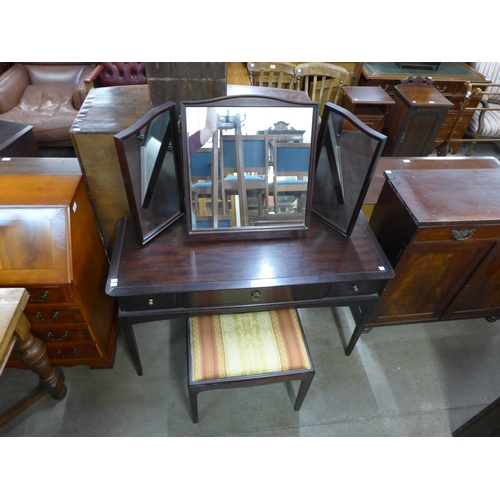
xmin=294 ymin=63 xmax=350 ymax=116
xmin=189 ymin=147 xmax=217 ymax=217
xmin=220 ymin=134 xmax=270 ymax=225
xmin=270 ymin=139 xmax=310 ymax=216
xmin=187 ymin=308 xmax=315 ymax=423
xmin=247 ymin=62 xmax=296 ymax=89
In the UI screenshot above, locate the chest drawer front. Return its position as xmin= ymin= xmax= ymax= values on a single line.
xmin=183 ymin=284 xmax=328 ymax=309
xmin=47 ymin=345 xmax=101 ymax=360
xmin=31 ymin=327 xmax=93 ymax=343
xmin=414 ymin=226 xmax=500 ymax=243
xmin=25 ymin=307 xmax=85 ymax=325
xmin=25 ymin=285 xmax=75 ymax=305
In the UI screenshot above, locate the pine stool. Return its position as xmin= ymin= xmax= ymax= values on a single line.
xmin=187 ymin=308 xmax=315 ymax=423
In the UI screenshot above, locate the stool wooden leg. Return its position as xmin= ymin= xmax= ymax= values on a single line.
xmin=293 ymin=373 xmax=314 ymax=411
xmin=188 ymin=387 xmax=199 ymax=423
xmin=13 ymin=313 xmax=67 ymax=400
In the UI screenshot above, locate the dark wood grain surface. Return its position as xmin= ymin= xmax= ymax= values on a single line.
xmin=107 ymin=214 xmax=393 ymax=297
xmin=384 ymin=169 xmax=500 ymax=224
xmin=365 ymin=156 xmax=500 ymax=206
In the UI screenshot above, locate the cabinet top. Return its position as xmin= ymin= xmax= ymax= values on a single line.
xmin=385 ymin=169 xmax=500 ymax=224
xmin=395 ymin=85 xmax=454 ymax=107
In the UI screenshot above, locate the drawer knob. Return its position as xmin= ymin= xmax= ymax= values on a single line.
xmin=251 ymin=290 xmax=262 ymax=302
xmin=452 ymin=229 xmax=476 ymax=240
xmin=47 ymin=331 xmax=69 ymax=341
xmin=148 ymin=298 xmax=154 ymax=306
xmin=29 ymin=291 xmax=50 ymax=303
xmin=35 ymin=311 xmax=59 ymax=322
xmin=352 ymin=285 xmax=359 ymax=292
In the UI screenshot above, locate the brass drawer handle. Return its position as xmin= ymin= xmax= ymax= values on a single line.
xmin=56 ymin=348 xmax=78 ymax=358
xmin=35 ymin=311 xmax=59 ymax=322
xmin=47 ymin=331 xmax=69 ymax=341
xmin=29 ymin=291 xmax=50 ymax=302
xmin=452 ymin=229 xmax=476 ymax=240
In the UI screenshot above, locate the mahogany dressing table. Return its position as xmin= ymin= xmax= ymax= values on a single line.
xmin=107 ymin=215 xmax=393 ymax=375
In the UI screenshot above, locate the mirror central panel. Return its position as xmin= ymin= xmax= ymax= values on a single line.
xmin=181 ymin=96 xmax=318 ymax=235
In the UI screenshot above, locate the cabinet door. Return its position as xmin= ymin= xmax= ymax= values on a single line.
xmin=372 ymin=240 xmax=493 ymax=324
xmin=443 ymin=241 xmax=500 ymax=319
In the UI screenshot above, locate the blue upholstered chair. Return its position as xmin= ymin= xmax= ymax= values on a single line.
xmin=187 ymin=308 xmax=315 ymax=423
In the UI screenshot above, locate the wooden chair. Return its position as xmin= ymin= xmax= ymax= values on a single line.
xmin=0 ymin=288 xmax=67 ymax=427
xmin=246 ymin=62 xmax=296 ymax=89
xmin=269 ymin=139 xmax=310 ymax=214
xmin=294 ymin=62 xmax=350 ymax=116
xmin=220 ymin=134 xmax=270 ymax=224
xmin=187 ymin=308 xmax=315 ymax=423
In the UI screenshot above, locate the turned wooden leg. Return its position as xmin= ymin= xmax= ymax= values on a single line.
xmin=13 ymin=313 xmax=67 ymax=400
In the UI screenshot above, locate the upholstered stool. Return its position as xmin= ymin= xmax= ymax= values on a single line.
xmin=187 ymin=308 xmax=315 ymax=423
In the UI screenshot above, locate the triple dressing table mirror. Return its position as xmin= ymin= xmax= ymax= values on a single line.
xmin=312 ymin=103 xmax=387 ymax=237
xmin=114 ymin=101 xmax=184 ymax=246
xmin=181 ymin=95 xmax=319 ymax=236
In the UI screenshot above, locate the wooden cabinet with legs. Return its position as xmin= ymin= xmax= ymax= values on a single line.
xmin=382 ymin=84 xmax=453 ymax=156
xmin=368 ymin=168 xmax=500 ymax=328
xmin=0 ymin=158 xmax=118 ymax=368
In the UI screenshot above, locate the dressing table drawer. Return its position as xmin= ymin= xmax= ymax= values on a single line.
xmin=326 ymin=281 xmax=382 ymax=298
xmin=183 ymin=284 xmax=329 ymax=308
xmin=119 ymin=294 xmax=178 ymax=311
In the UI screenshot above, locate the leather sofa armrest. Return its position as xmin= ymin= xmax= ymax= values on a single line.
xmin=74 ymin=64 xmax=98 ymax=109
xmin=0 ymin=63 xmax=30 ymax=113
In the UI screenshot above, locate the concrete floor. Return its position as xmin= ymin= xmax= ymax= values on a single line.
xmin=1 ymin=141 xmax=500 ymax=437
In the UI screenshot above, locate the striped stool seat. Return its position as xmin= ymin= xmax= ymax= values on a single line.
xmin=187 ymin=308 xmax=315 ymax=423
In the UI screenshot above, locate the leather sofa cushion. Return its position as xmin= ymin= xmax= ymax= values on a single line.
xmin=25 ymin=64 xmax=89 ymax=86
xmin=0 ymin=84 xmax=78 ymax=143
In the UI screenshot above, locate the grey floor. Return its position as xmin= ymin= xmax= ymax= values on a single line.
xmin=1 ymin=141 xmax=500 ymax=437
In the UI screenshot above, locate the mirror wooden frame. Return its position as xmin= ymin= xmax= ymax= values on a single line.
xmin=114 ymin=101 xmax=185 ymax=246
xmin=181 ymin=95 xmax=319 ymax=238
xmin=312 ymin=103 xmax=387 ymax=237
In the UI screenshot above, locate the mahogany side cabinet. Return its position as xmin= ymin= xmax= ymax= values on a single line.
xmin=368 ymin=168 xmax=500 ymax=328
xmin=0 ymin=157 xmax=118 ymax=368
xmin=381 ymin=85 xmax=453 ymax=156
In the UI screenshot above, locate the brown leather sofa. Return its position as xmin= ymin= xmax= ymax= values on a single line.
xmin=0 ymin=63 xmax=95 ymax=147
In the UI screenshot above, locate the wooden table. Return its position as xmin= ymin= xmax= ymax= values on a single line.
xmin=0 ymin=288 xmax=67 ymax=427
xmin=106 ymin=215 xmax=394 ymax=375
xmin=0 ymin=120 xmax=40 ymax=157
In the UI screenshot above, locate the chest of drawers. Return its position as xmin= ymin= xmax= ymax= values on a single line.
xmin=0 ymin=158 xmax=118 ymax=368
xmin=368 ymin=168 xmax=500 ymax=327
